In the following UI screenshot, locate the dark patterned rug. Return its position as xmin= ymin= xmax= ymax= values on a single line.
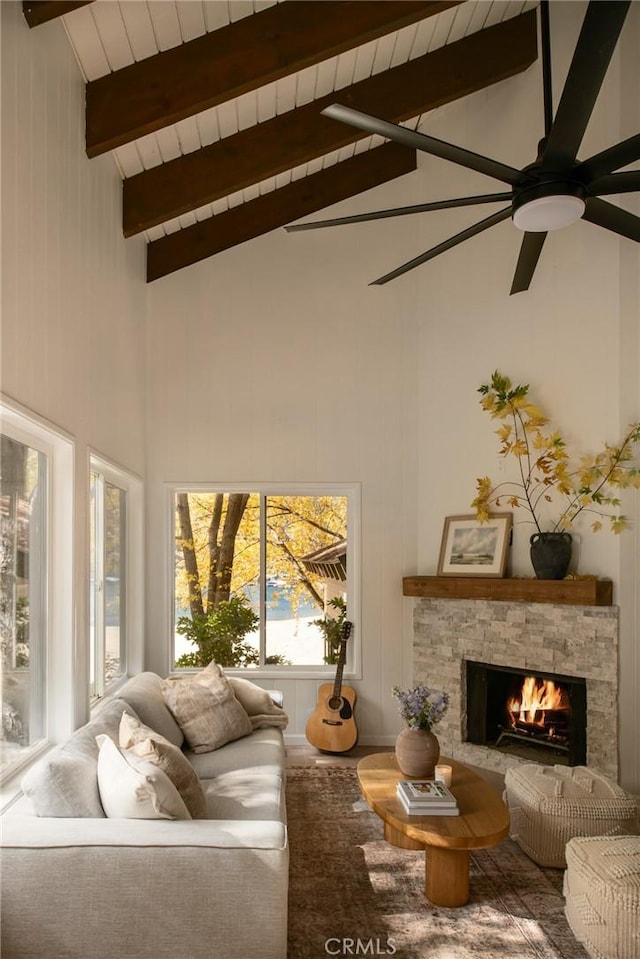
xmin=286 ymin=765 xmax=589 ymax=959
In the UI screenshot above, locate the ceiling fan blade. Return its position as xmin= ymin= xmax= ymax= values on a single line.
xmin=576 ymin=133 xmax=640 ymax=182
xmin=588 ymin=171 xmax=640 ymax=197
xmin=542 ymin=1 xmax=631 ymax=169
xmin=285 ymin=192 xmax=512 ymax=231
xmin=371 ymin=207 xmax=511 ymax=285
xmin=582 ymin=196 xmax=640 ymax=242
xmin=539 ymin=0 xmax=553 ymax=138
xmin=322 ymin=104 xmax=524 ymax=186
xmin=510 ymin=232 xmax=547 ymax=295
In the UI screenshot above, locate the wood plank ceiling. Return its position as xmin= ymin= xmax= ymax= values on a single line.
xmin=23 ymin=0 xmax=539 ymax=281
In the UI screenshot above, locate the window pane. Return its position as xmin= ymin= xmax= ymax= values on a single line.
xmin=90 ymin=469 xmax=127 ymax=698
xmin=89 ymin=472 xmax=98 ymax=698
xmin=0 ymin=434 xmax=47 ymax=774
xmin=265 ymin=495 xmax=347 ymax=666
xmin=174 ymin=492 xmax=260 ymax=667
xmin=104 ymin=483 xmax=126 ymax=686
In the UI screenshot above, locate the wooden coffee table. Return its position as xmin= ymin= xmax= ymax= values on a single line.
xmin=357 ymin=753 xmax=509 ymax=908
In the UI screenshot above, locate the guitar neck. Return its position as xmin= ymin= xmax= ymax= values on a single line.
xmin=332 ymin=654 xmax=346 ymax=699
xmin=332 ymin=621 xmax=352 ymax=699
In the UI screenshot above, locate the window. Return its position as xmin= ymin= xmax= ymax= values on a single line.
xmin=172 ymin=485 xmax=359 ymax=673
xmin=89 ymin=456 xmax=142 ymax=700
xmin=1 ymin=401 xmax=73 ymax=782
xmin=0 ymin=432 xmax=47 ymax=776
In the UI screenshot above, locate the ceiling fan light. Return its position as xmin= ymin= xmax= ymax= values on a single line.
xmin=513 ymin=194 xmax=586 ymax=232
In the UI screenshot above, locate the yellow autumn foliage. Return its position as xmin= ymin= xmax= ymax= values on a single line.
xmin=473 ymin=371 xmax=640 ymax=535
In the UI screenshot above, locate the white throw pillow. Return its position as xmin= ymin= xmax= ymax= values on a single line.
xmin=118 ymin=712 xmax=208 ymax=819
xmin=96 ymin=734 xmax=191 ymax=820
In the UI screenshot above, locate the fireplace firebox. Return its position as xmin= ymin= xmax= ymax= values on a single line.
xmin=465 ymin=660 xmax=587 ymax=766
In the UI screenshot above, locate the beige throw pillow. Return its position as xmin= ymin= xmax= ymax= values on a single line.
xmin=118 ymin=712 xmax=207 ymax=819
xmin=96 ymin=734 xmax=191 ymax=820
xmin=21 ymin=698 xmax=135 ymax=818
xmin=163 ymin=664 xmax=252 ymax=753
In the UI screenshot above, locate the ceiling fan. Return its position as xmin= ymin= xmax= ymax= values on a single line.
xmin=286 ymin=0 xmax=640 ymax=294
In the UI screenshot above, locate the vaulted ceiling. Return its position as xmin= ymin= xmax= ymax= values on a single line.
xmin=23 ymin=0 xmax=538 ymax=281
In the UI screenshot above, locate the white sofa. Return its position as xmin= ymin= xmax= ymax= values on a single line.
xmin=1 ymin=671 xmax=289 ymax=959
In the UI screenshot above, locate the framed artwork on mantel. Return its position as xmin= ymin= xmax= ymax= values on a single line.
xmin=437 ymin=514 xmax=512 ymax=577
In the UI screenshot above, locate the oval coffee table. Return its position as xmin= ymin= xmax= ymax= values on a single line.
xmin=357 ymin=752 xmax=509 ymax=907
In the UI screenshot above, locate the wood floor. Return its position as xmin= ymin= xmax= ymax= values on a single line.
xmin=286 ymin=744 xmax=505 ymax=793
xmin=286 ymin=744 xmax=391 ymax=768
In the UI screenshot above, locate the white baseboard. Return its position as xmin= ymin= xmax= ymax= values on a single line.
xmin=284 ymin=733 xmax=397 ymax=746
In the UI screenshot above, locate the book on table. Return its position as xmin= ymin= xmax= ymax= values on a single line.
xmin=398 ymin=779 xmax=456 ymax=806
xmin=397 ymin=779 xmax=457 ymax=804
xmin=396 ymin=779 xmax=459 ymax=816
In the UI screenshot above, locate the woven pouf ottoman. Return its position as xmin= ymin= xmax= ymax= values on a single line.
xmin=564 ymin=835 xmax=640 ymax=959
xmin=504 ymin=764 xmax=638 ymax=867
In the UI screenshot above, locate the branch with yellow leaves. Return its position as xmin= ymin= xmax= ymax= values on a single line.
xmin=472 ymin=372 xmax=640 ymax=534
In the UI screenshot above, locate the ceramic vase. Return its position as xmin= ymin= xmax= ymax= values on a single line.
xmin=530 ymin=531 xmax=573 ymax=580
xmin=394 ymin=727 xmax=440 ymax=778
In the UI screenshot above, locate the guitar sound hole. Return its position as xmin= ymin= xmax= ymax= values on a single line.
xmin=328 ymin=696 xmax=343 ymax=711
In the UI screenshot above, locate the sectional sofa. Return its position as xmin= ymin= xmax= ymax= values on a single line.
xmin=1 ymin=670 xmax=289 ymax=959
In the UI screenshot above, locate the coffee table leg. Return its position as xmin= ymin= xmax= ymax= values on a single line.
xmin=424 ymin=846 xmax=470 ymax=907
xmin=383 ymin=821 xmax=424 ymax=850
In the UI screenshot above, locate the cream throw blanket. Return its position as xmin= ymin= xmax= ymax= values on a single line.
xmin=228 ymin=676 xmax=289 ymax=730
xmin=164 ymin=665 xmax=289 ymax=732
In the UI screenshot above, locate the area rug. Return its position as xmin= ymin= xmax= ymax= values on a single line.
xmin=286 ymin=765 xmax=589 ymax=959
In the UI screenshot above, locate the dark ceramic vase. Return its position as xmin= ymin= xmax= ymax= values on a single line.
xmin=529 ymin=531 xmax=572 ymax=580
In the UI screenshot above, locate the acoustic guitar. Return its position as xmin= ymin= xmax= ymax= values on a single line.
xmin=306 ymin=620 xmax=358 ymax=753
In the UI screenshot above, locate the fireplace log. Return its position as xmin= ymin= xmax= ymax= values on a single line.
xmin=513 ymin=717 xmax=568 ymax=734
xmin=512 ymin=708 xmax=568 ymax=727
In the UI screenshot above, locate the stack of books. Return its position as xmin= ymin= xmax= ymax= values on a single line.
xmin=396 ymin=778 xmax=459 ymax=816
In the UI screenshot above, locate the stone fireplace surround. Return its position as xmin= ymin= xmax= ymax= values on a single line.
xmin=412 ymin=597 xmax=619 ymax=781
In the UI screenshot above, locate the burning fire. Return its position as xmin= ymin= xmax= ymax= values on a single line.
xmin=507 ymin=676 xmax=567 ymax=728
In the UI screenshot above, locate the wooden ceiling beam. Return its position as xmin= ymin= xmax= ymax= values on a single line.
xmin=22 ymin=1 xmax=94 ymax=28
xmin=124 ymin=10 xmax=537 ymax=237
xmin=86 ymin=1 xmax=460 ymax=158
xmin=146 ymin=142 xmax=417 ymax=281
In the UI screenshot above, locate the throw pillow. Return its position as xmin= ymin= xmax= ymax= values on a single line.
xmin=228 ymin=676 xmax=289 ymax=730
xmin=21 ymin=698 xmax=137 ymax=818
xmin=118 ymin=672 xmax=184 ymax=747
xmin=95 ymin=734 xmax=191 ymax=820
xmin=162 ymin=670 xmax=252 ymax=753
xmin=119 ymin=712 xmax=207 ymax=819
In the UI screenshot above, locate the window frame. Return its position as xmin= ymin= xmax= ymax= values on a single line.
xmin=88 ymin=452 xmax=144 ymax=705
xmin=167 ymin=482 xmax=361 ymax=680
xmin=0 ymin=397 xmax=74 ymax=788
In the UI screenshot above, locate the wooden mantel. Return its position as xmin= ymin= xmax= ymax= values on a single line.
xmin=402 ymin=576 xmax=613 ymax=606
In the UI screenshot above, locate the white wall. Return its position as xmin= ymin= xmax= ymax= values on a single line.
xmin=0 ymin=2 xmax=147 ymax=726
xmin=146 ymin=2 xmax=639 ymax=788
xmin=144 ymin=173 xmax=422 ymax=741
xmin=414 ymin=0 xmax=635 ymax=579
